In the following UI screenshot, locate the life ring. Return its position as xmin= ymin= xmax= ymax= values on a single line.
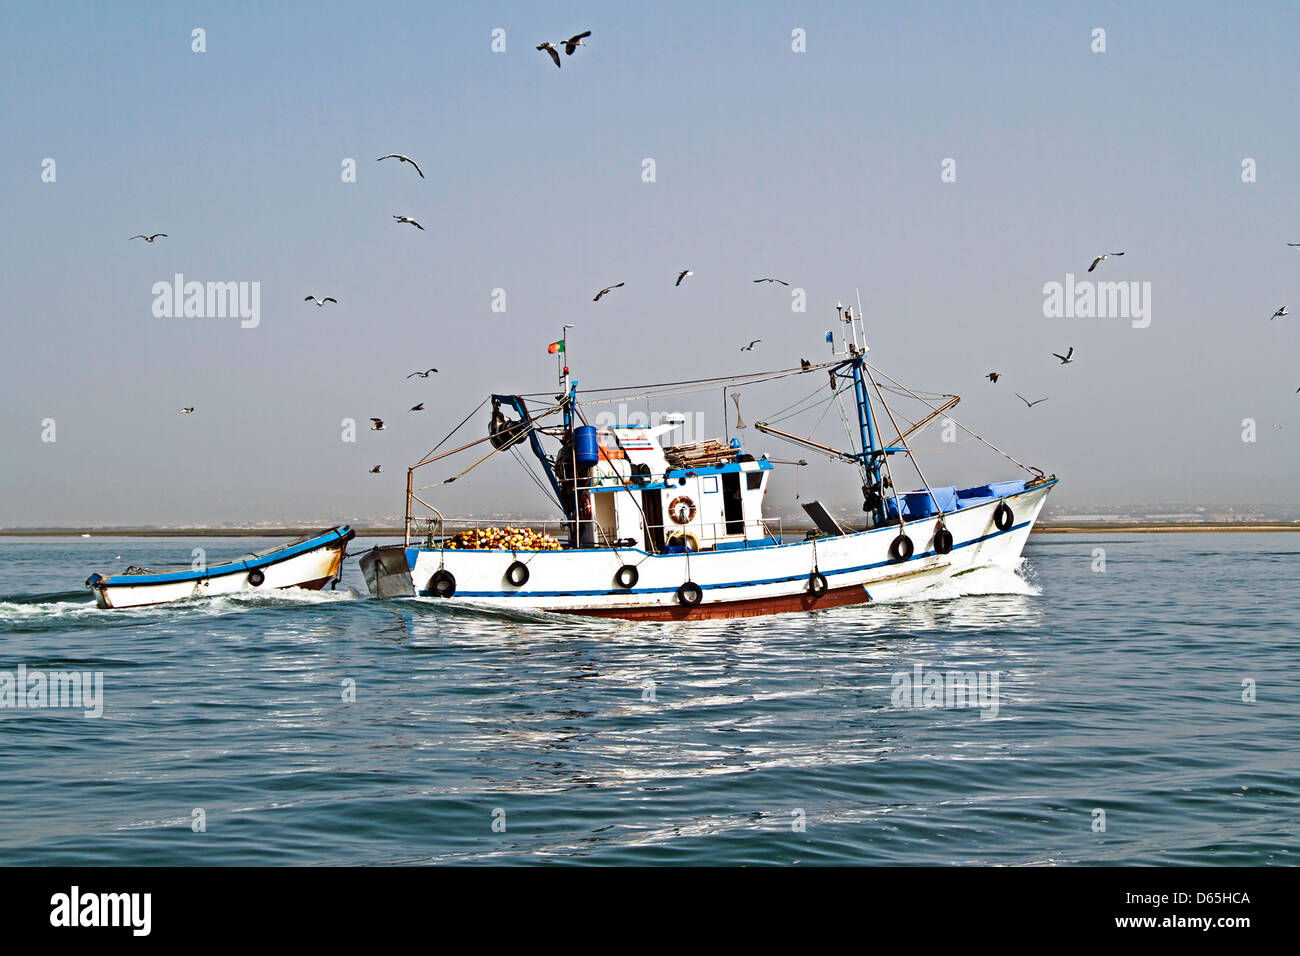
xmin=933 ymin=526 xmax=954 ymax=555
xmin=668 ymin=495 xmax=696 ymax=524
xmin=579 ymin=494 xmax=592 ymax=521
xmin=994 ymin=502 xmax=1014 ymax=531
xmin=889 ymin=533 xmax=914 ymax=562
xmin=506 ymin=561 xmax=529 ymax=587
xmin=808 ymin=571 xmax=828 ymax=596
xmin=630 ymin=463 xmax=651 ymax=486
xmin=247 ymin=568 xmax=265 ymax=587
xmin=428 ymin=569 xmax=456 ymax=598
xmin=677 ymin=581 xmax=703 ymax=606
xmin=666 ymin=530 xmax=699 ymax=552
xmin=614 ymin=564 xmax=639 ymax=589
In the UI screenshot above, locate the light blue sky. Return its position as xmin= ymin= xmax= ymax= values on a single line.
xmin=3 ymin=1 xmax=1298 ymax=525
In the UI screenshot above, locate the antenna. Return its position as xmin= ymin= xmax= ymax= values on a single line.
xmin=855 ymin=287 xmax=868 ymax=354
xmin=559 ymin=324 xmax=574 ymax=389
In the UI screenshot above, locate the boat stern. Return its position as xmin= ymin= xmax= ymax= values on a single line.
xmin=360 ymin=544 xmax=415 ymax=598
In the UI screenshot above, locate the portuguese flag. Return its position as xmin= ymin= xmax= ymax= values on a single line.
xmin=547 ymin=340 xmax=565 ymax=354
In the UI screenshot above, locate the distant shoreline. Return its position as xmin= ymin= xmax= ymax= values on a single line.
xmin=2 ymin=522 xmax=1298 ymax=537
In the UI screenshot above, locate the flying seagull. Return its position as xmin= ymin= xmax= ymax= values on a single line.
xmin=304 ymin=295 xmax=337 ymax=307
xmin=740 ymin=339 xmax=762 ymax=351
xmin=1016 ymin=393 xmax=1049 ymax=408
xmin=369 ymin=465 xmax=382 ymax=474
xmin=179 ymin=407 xmax=194 ymax=414
xmin=130 ymin=234 xmax=167 ymax=242
xmin=564 ymin=31 xmax=592 ymax=55
xmin=593 ymin=282 xmax=624 ymax=301
xmin=676 ymin=269 xmax=693 ymax=287
xmin=536 ymin=42 xmax=562 ymax=68
xmin=1087 ymin=252 xmax=1125 ymax=272
xmin=393 ymin=215 xmax=424 ymax=230
xmin=369 ymin=418 xmax=386 ymax=431
xmin=753 ymin=278 xmax=789 ymax=285
xmin=986 ymin=372 xmax=1000 ymax=382
xmin=406 ymin=368 xmax=438 ymax=378
xmin=410 ymin=403 xmax=425 ymax=412
xmin=376 ymin=154 xmax=424 ymax=179
xmin=1052 ymin=347 xmax=1075 ymax=365
xmin=1270 ymin=307 xmax=1289 ymax=321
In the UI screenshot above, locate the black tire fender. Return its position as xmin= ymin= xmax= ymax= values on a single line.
xmin=506 ymin=560 xmax=529 ymax=587
xmin=614 ymin=564 xmax=639 ymax=589
xmin=889 ymin=534 xmax=914 ymax=562
xmin=247 ymin=568 xmax=265 ymax=587
xmin=676 ymin=581 xmax=703 ymax=606
xmin=994 ymin=502 xmax=1014 ymax=531
xmin=428 ymin=569 xmax=456 ymax=598
xmin=808 ymin=571 xmax=828 ymax=597
xmin=933 ymin=527 xmax=954 ymax=555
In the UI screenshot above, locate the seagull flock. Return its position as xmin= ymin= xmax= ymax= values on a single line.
xmin=152 ymin=31 xmax=1300 ymax=471
xmin=982 ymin=252 xmax=1116 ymax=410
xmin=986 ymin=241 xmax=1296 ymax=410
xmin=585 ymin=271 xmax=795 ymax=350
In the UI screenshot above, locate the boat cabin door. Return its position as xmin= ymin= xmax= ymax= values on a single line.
xmin=642 ymin=490 xmax=665 ymax=553
xmin=721 ymin=471 xmax=744 ymax=534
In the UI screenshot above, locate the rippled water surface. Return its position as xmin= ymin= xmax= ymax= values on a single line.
xmin=0 ymin=533 xmax=1296 ymax=865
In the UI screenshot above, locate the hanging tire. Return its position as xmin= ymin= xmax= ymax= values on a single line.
xmin=889 ymin=534 xmax=914 ymax=562
xmin=933 ymin=527 xmax=954 ymax=555
xmin=631 ymin=463 xmax=651 ymax=487
xmin=428 ymin=569 xmax=456 ymax=598
xmin=505 ymin=561 xmax=529 ymax=587
xmin=808 ymin=571 xmax=828 ymax=597
xmin=247 ymin=568 xmax=265 ymax=587
xmin=614 ymin=564 xmax=639 ymax=589
xmin=994 ymin=502 xmax=1014 ymax=531
xmin=676 ymin=581 xmax=703 ymax=606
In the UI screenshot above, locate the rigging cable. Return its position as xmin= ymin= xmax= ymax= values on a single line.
xmin=864 ymin=362 xmax=1042 ymax=476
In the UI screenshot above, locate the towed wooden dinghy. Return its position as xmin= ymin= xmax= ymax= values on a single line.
xmin=85 ymin=526 xmax=354 ymax=609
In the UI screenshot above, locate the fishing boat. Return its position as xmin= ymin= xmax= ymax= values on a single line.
xmin=361 ymin=306 xmax=1056 ymax=620
xmin=86 ymin=526 xmax=354 ymax=609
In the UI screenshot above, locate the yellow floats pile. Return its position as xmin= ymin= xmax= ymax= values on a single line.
xmin=445 ymin=527 xmax=563 ymax=551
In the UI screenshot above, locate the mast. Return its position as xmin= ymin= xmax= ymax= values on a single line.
xmin=557 ymin=324 xmax=584 ymax=547
xmin=827 ymin=300 xmax=892 ymax=524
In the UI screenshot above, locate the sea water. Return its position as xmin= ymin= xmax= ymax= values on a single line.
xmin=0 ymin=533 xmax=1295 ymax=865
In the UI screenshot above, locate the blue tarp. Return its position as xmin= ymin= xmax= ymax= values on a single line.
xmin=887 ymin=482 xmax=1025 ymax=518
xmin=886 ymin=486 xmax=959 ymax=519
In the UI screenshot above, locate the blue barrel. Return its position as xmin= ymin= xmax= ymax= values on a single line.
xmin=574 ymin=426 xmax=599 ymax=467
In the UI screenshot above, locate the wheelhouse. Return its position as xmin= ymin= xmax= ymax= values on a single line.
xmin=583 ymin=422 xmax=776 ymax=553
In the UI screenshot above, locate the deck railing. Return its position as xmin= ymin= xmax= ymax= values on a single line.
xmin=410 ymin=515 xmax=787 ymax=552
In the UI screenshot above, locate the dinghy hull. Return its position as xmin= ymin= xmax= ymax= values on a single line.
xmin=86 ymin=526 xmax=354 ymax=609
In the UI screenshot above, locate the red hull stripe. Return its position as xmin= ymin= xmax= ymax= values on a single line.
xmin=554 ymin=581 xmax=872 ymax=621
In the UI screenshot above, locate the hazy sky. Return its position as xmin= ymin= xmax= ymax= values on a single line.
xmin=3 ymin=1 xmax=1299 ymax=526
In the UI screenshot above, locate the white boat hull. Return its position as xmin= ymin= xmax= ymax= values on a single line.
xmin=365 ymin=483 xmax=1053 ymax=621
xmin=87 ymin=528 xmax=352 ymax=609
